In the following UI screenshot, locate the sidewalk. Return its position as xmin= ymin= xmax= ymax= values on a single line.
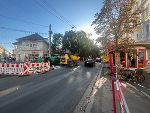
xmin=141 ymin=71 xmax=150 ymax=89
xmin=73 ymin=75 xmax=120 ymax=113
xmin=126 ymin=71 xmax=150 ymax=99
xmin=90 ymin=77 xmax=114 ymax=113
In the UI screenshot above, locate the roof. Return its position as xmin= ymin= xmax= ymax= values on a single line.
xmin=13 ymin=33 xmax=49 ymax=45
xmin=16 ymin=33 xmax=46 ymax=41
xmin=12 ymin=42 xmax=20 ymax=45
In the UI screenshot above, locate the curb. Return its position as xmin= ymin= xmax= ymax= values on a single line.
xmin=126 ymin=83 xmax=150 ymax=99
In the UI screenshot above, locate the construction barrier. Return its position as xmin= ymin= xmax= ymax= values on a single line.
xmin=0 ymin=63 xmax=24 ymax=75
xmin=115 ymin=66 xmax=130 ymax=113
xmin=0 ymin=62 xmax=51 ymax=76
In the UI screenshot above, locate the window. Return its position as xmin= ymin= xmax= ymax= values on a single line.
xmin=33 ymin=44 xmax=37 ymax=47
xmin=137 ymin=34 xmax=139 ymax=39
xmin=146 ymin=24 xmax=149 ymax=37
xmin=138 ymin=52 xmax=144 ymax=62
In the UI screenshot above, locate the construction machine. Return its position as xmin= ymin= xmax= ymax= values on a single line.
xmin=60 ymin=53 xmax=80 ymax=67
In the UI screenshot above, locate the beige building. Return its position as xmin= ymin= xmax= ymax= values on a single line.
xmin=13 ymin=33 xmax=49 ymax=62
xmin=0 ymin=45 xmax=11 ymax=62
xmin=0 ymin=45 xmax=4 ymax=57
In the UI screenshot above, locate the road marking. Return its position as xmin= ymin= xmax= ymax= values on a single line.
xmin=141 ymin=91 xmax=150 ymax=99
xmin=121 ymin=82 xmax=127 ymax=88
xmin=73 ymin=76 xmax=107 ymax=113
xmin=137 ymin=83 xmax=150 ymax=90
xmin=125 ymin=83 xmax=150 ymax=99
xmin=54 ymin=66 xmax=61 ymax=69
xmin=0 ymin=85 xmax=21 ymax=97
xmin=72 ymin=66 xmax=80 ymax=71
xmin=0 ymin=70 xmax=77 ymax=108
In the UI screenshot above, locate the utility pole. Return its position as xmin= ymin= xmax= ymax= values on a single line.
xmin=49 ymin=24 xmax=52 ymax=57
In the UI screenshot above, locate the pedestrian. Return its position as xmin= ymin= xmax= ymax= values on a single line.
xmin=131 ymin=58 xmax=135 ymax=67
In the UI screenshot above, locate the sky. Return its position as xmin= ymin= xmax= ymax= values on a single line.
xmin=0 ymin=0 xmax=103 ymax=52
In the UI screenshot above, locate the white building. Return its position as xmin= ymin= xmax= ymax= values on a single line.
xmin=131 ymin=0 xmax=150 ymax=65
xmin=13 ymin=33 xmax=49 ymax=62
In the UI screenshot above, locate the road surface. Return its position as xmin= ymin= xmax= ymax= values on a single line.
xmin=0 ymin=63 xmax=150 ymax=113
xmin=0 ymin=63 xmax=100 ymax=113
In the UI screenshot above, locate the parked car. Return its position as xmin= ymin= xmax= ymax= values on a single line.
xmin=84 ymin=59 xmax=95 ymax=67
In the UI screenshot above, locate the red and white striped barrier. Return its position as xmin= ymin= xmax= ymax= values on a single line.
xmin=115 ymin=66 xmax=130 ymax=113
xmin=0 ymin=63 xmax=24 ymax=75
xmin=24 ymin=62 xmax=50 ymax=75
xmin=0 ymin=62 xmax=51 ymax=76
xmin=116 ymin=80 xmax=125 ymax=113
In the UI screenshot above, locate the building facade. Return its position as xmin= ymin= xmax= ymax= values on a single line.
xmin=0 ymin=45 xmax=4 ymax=57
xmin=128 ymin=0 xmax=150 ymax=68
xmin=13 ymin=33 xmax=49 ymax=62
xmin=0 ymin=45 xmax=12 ymax=62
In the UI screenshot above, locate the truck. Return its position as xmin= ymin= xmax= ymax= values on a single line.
xmin=60 ymin=53 xmax=80 ymax=67
xmin=46 ymin=54 xmax=60 ymax=65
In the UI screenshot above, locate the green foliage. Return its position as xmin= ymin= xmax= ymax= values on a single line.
xmin=93 ymin=0 xmax=141 ymax=50
xmin=96 ymin=36 xmax=109 ymax=47
xmin=61 ymin=30 xmax=100 ymax=59
xmin=52 ymin=33 xmax=63 ymax=54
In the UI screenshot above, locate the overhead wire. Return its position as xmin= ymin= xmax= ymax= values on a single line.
xmin=33 ymin=0 xmax=76 ymax=29
xmin=0 ymin=26 xmax=48 ymax=35
xmin=42 ymin=0 xmax=76 ymax=28
xmin=33 ymin=0 xmax=67 ymax=26
xmin=0 ymin=14 xmax=48 ymax=28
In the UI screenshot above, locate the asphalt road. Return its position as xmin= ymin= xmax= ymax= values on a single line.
xmin=0 ymin=63 xmax=101 ymax=113
xmin=121 ymin=82 xmax=150 ymax=113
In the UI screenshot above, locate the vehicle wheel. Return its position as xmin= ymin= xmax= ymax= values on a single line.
xmin=137 ymin=74 xmax=145 ymax=83
xmin=68 ymin=61 xmax=73 ymax=67
xmin=131 ymin=75 xmax=138 ymax=83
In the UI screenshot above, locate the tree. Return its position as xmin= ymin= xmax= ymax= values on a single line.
xmin=96 ymin=36 xmax=109 ymax=47
xmin=62 ymin=30 xmax=78 ymax=53
xmin=62 ymin=30 xmax=100 ymax=59
xmin=51 ymin=33 xmax=63 ymax=54
xmin=92 ymin=0 xmax=141 ymax=50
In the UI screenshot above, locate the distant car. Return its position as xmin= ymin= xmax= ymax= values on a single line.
xmin=84 ymin=59 xmax=95 ymax=67
xmin=96 ymin=58 xmax=101 ymax=62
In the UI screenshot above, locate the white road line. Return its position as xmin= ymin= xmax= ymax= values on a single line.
xmin=54 ymin=66 xmax=61 ymax=69
xmin=0 ymin=85 xmax=21 ymax=97
xmin=126 ymin=83 xmax=150 ymax=99
xmin=140 ymin=91 xmax=150 ymax=99
xmin=121 ymin=82 xmax=127 ymax=88
xmin=137 ymin=83 xmax=150 ymax=91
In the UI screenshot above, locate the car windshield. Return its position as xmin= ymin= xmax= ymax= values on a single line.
xmin=0 ymin=0 xmax=149 ymax=113
xmin=87 ymin=59 xmax=93 ymax=61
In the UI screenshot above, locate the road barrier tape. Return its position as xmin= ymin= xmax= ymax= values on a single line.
xmin=116 ymin=80 xmax=125 ymax=113
xmin=0 ymin=62 xmax=51 ymax=76
xmin=115 ymin=66 xmax=131 ymax=113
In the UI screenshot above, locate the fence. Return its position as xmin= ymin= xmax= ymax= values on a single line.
xmin=0 ymin=62 xmax=51 ymax=76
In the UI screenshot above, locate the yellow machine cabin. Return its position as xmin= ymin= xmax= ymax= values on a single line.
xmin=60 ymin=54 xmax=80 ymax=66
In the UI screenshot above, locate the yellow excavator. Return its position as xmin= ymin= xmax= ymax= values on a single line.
xmin=101 ymin=54 xmax=109 ymax=63
xmin=60 ymin=53 xmax=80 ymax=67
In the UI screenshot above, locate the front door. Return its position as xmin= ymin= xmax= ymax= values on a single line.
xmin=138 ymin=49 xmax=146 ymax=68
